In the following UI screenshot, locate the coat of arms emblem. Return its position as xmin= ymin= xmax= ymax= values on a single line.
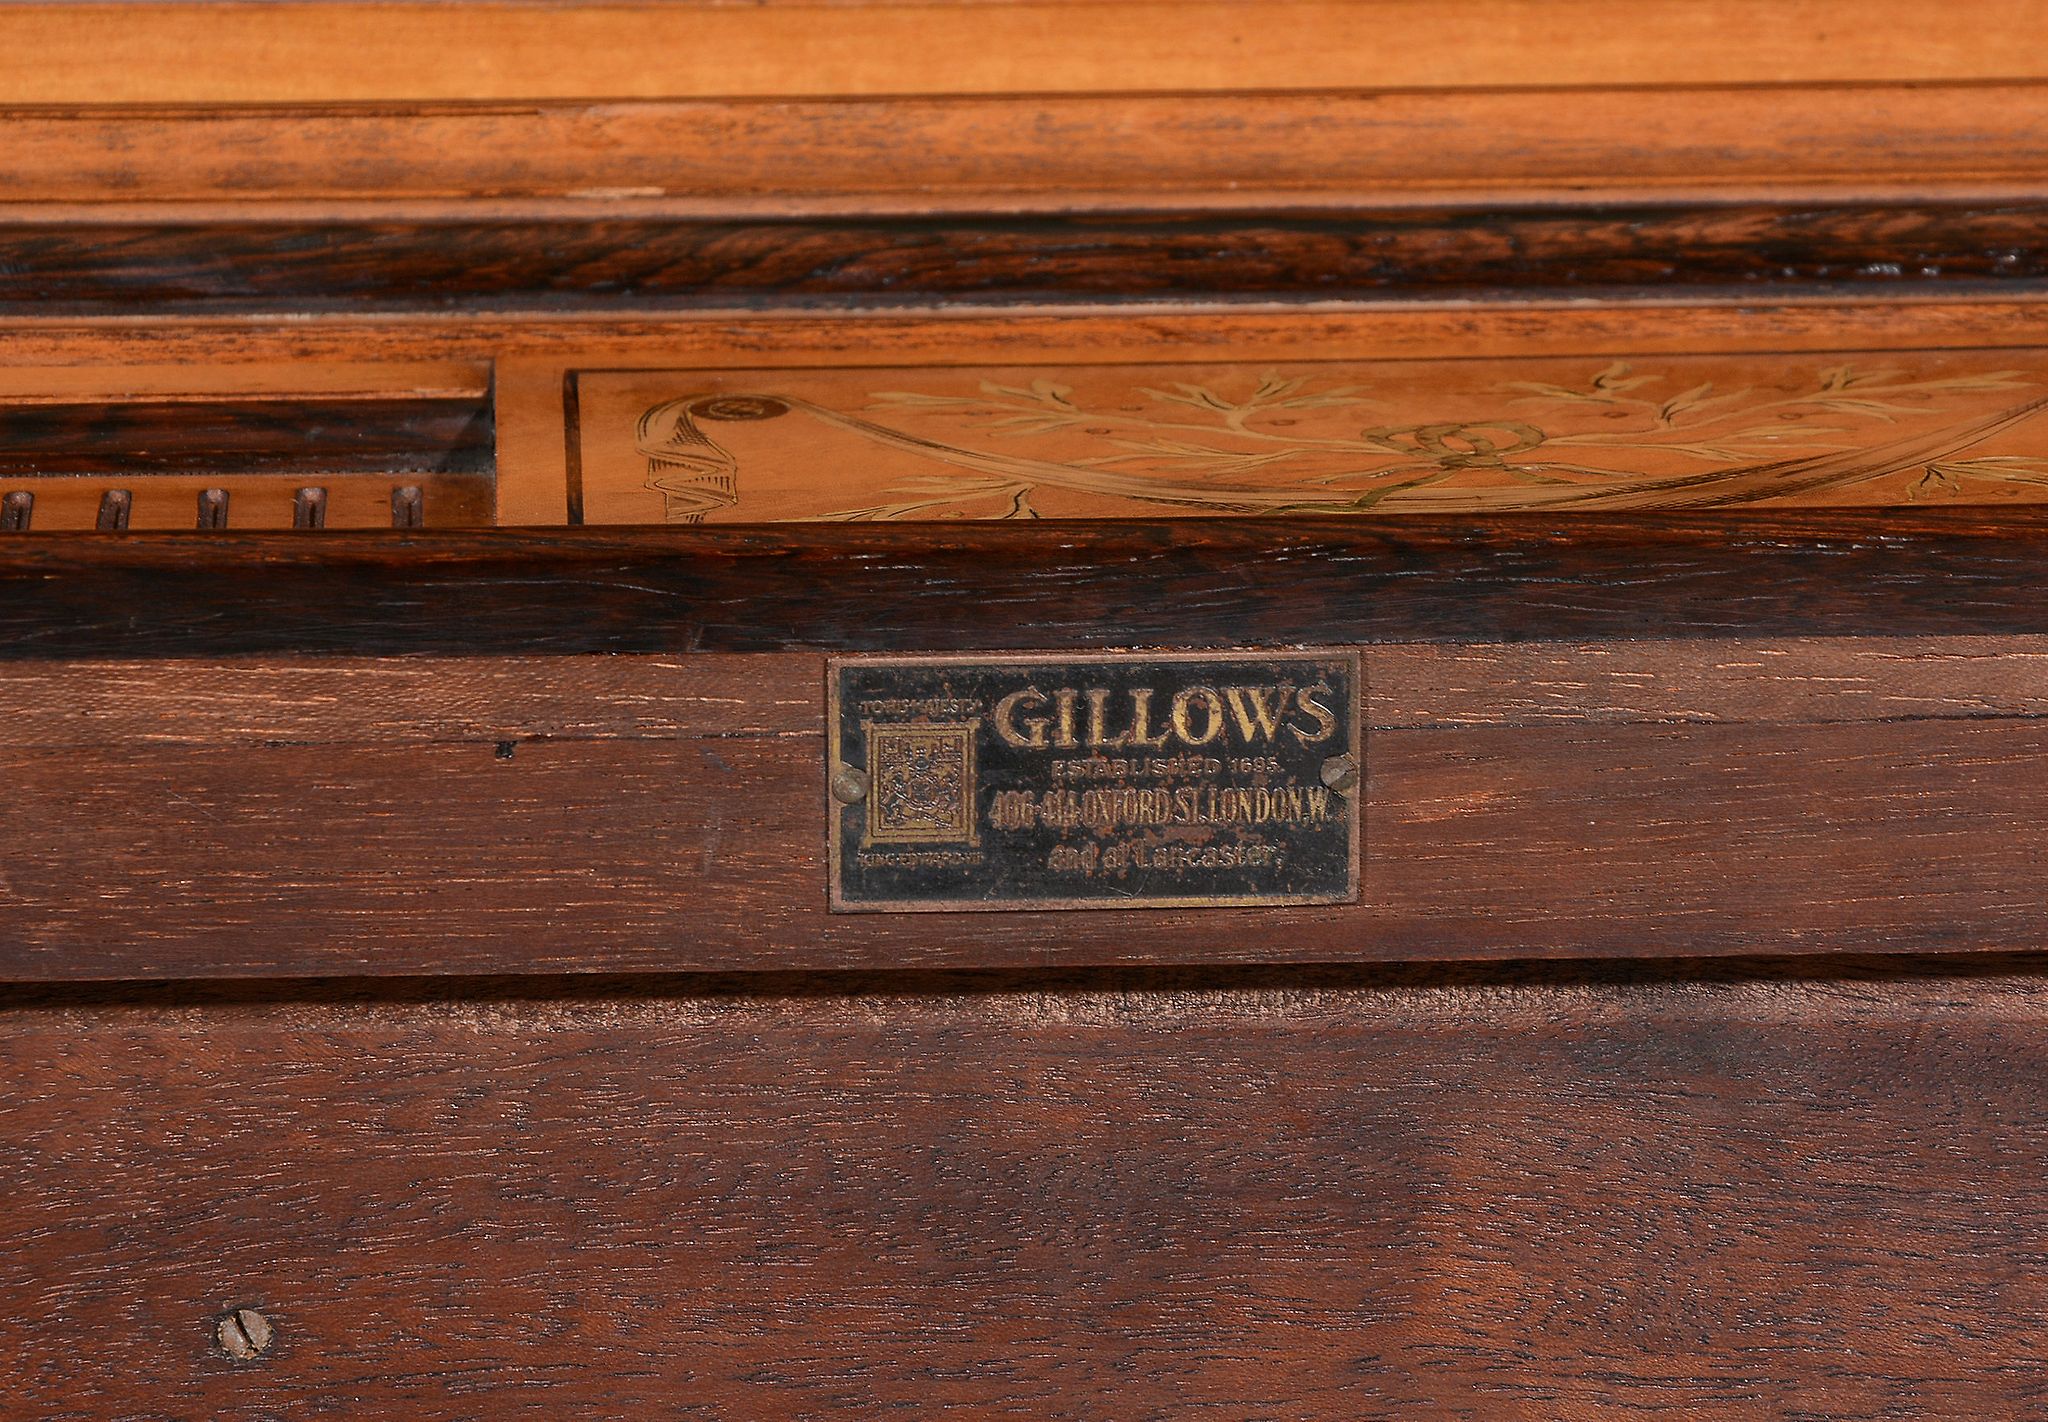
xmin=861 ymin=722 xmax=979 ymax=846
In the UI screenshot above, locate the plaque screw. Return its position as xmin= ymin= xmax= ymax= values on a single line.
xmin=830 ymin=766 xmax=870 ymax=805
xmin=215 ymin=1307 xmax=274 ymax=1362
xmin=1320 ymin=754 xmax=1359 ymax=795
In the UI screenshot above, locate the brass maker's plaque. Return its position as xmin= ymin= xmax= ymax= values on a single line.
xmin=829 ymin=650 xmax=1360 ymax=912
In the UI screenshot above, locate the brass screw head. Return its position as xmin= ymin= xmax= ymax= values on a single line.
xmin=1319 ymin=754 xmax=1360 ymax=795
xmin=216 ymin=1307 xmax=274 ymax=1362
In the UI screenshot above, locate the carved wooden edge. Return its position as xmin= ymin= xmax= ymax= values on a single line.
xmin=3 ymin=512 xmax=2048 ymax=656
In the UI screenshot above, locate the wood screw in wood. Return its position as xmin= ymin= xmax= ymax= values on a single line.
xmin=830 ymin=766 xmax=869 ymax=804
xmin=215 ymin=1308 xmax=274 ymax=1361
xmin=1320 ymin=754 xmax=1359 ymax=794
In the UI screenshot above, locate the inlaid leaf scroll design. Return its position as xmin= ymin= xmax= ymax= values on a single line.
xmin=636 ymin=363 xmax=2048 ymax=521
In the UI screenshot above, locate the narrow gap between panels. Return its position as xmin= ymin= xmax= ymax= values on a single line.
xmin=4 ymin=951 xmax=2045 ymax=1013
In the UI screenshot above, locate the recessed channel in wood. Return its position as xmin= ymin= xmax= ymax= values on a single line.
xmin=0 ymin=388 xmax=494 ymax=530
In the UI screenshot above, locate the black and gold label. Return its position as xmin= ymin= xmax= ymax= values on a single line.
xmin=828 ymin=650 xmax=1360 ymax=912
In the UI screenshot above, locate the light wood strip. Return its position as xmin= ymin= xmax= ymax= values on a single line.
xmin=12 ymin=296 xmax=2048 ymax=372
xmin=0 ymin=362 xmax=489 ymax=402
xmin=6 ymin=1 xmax=2048 ymax=104
xmin=5 ymin=87 xmax=2046 ymax=215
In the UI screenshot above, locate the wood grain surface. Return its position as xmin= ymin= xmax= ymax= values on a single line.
xmin=563 ymin=348 xmax=2048 ymax=523
xmin=6 ymin=205 xmax=2042 ymax=314
xmin=9 ymin=2 xmax=2048 ymax=1412
xmin=3 ymin=629 xmax=2045 ymax=980
xmin=16 ymin=298 xmax=2048 ymax=387
xmin=0 ymin=395 xmax=491 ymax=476
xmin=0 ymin=473 xmax=491 ymax=533
xmin=10 ymin=87 xmax=2047 ymax=218
xmin=9 ymin=0 xmax=2048 ymax=103
xmin=0 ymin=362 xmax=489 ymax=402
xmin=5 ymin=959 xmax=2046 ymax=1418
xmin=4 ymin=514 xmax=2048 ymax=657
xmin=0 ymin=387 xmax=495 ymax=527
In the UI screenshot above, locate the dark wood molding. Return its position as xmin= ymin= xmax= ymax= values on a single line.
xmin=3 ymin=512 xmax=2047 ymax=658
xmin=0 ymin=394 xmax=494 ymax=475
xmin=2 ymin=204 xmax=2044 ymax=312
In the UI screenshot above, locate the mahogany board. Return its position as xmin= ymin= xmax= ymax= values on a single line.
xmin=5 ymin=960 xmax=2046 ymax=1419
xmin=8 ymin=514 xmax=2048 ymax=658
xmin=3 ymin=613 xmax=2046 ymax=980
